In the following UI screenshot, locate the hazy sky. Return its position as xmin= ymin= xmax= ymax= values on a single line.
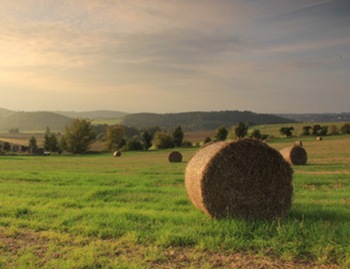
xmin=1 ymin=0 xmax=349 ymax=113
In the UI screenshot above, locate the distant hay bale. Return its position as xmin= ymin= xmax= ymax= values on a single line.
xmin=185 ymin=139 xmax=293 ymax=219
xmin=168 ymin=151 xmax=182 ymax=163
xmin=280 ymin=146 xmax=307 ymax=165
xmin=113 ymin=151 xmax=122 ymax=157
xmin=294 ymin=140 xmax=303 ymax=147
xmin=316 ymin=136 xmax=323 ymax=141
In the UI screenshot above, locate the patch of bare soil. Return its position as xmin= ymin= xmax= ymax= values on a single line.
xmin=0 ymin=228 xmax=342 ymax=269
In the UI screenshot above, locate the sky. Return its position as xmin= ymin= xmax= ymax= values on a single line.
xmin=0 ymin=0 xmax=349 ymax=114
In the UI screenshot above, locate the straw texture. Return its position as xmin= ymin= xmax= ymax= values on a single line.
xmin=185 ymin=139 xmax=293 ymax=219
xmin=280 ymin=146 xmax=307 ymax=165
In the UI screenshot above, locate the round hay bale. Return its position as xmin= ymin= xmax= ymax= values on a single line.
xmin=185 ymin=139 xmax=293 ymax=219
xmin=280 ymin=146 xmax=307 ymax=165
xmin=316 ymin=136 xmax=323 ymax=141
xmin=113 ymin=151 xmax=122 ymax=157
xmin=294 ymin=140 xmax=303 ymax=147
xmin=168 ymin=151 xmax=182 ymax=163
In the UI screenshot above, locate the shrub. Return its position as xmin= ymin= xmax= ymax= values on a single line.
xmin=341 ymin=123 xmax=350 ymax=134
xmin=153 ymin=131 xmax=174 ymax=149
xmin=127 ymin=138 xmax=143 ymax=151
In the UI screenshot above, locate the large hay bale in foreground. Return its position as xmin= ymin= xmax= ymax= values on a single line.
xmin=280 ymin=146 xmax=307 ymax=165
xmin=168 ymin=151 xmax=183 ymax=163
xmin=185 ymin=139 xmax=293 ymax=219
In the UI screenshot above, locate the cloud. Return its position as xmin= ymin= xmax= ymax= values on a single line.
xmin=0 ymin=0 xmax=349 ymax=113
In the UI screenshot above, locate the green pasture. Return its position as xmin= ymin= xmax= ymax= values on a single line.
xmin=0 ymin=136 xmax=349 ymax=268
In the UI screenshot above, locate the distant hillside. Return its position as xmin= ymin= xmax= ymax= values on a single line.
xmin=4 ymin=108 xmax=348 ymax=133
xmin=0 ymin=108 xmax=16 ymax=118
xmin=277 ymin=113 xmax=350 ymax=122
xmin=122 ymin=111 xmax=296 ymax=131
xmin=0 ymin=110 xmax=72 ymax=131
xmin=55 ymin=110 xmax=128 ymax=120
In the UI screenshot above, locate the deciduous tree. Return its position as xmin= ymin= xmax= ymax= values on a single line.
xmin=235 ymin=122 xmax=248 ymax=138
xmin=62 ymin=119 xmax=96 ymax=154
xmin=172 ymin=126 xmax=184 ymax=147
xmin=214 ymin=126 xmax=228 ymax=141
xmin=104 ymin=124 xmax=125 ymax=151
xmin=279 ymin=127 xmax=294 ymax=137
xmin=153 ymin=131 xmax=174 ymax=149
xmin=28 ymin=136 xmax=39 ymax=154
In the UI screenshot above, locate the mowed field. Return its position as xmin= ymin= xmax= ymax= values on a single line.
xmin=0 ymin=136 xmax=349 ymax=268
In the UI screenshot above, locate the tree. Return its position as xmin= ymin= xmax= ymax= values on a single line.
xmin=104 ymin=125 xmax=125 ymax=151
xmin=153 ymin=131 xmax=174 ymax=149
xmin=214 ymin=126 xmax=228 ymax=141
xmin=203 ymin=137 xmax=212 ymax=144
xmin=235 ymin=122 xmax=248 ymax=138
xmin=43 ymin=127 xmax=59 ymax=152
xmin=328 ymin=125 xmax=338 ymax=135
xmin=172 ymin=126 xmax=184 ymax=147
xmin=141 ymin=131 xmax=153 ymax=150
xmin=8 ymin=128 xmax=19 ymax=134
xmin=127 ymin=138 xmax=143 ymax=151
xmin=3 ymin=142 xmax=11 ymax=152
xmin=250 ymin=129 xmax=262 ymax=140
xmin=302 ymin=125 xmax=312 ymax=136
xmin=61 ymin=119 xmax=96 ymax=154
xmin=279 ymin=127 xmax=294 ymax=137
xmin=28 ymin=136 xmax=39 ymax=154
xmin=312 ymin=125 xmax=321 ymax=136
xmin=319 ymin=125 xmax=328 ymax=136
xmin=341 ymin=123 xmax=350 ymax=134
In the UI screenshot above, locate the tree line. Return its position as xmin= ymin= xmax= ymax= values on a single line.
xmin=25 ymin=119 xmax=188 ymax=154
xmin=279 ymin=123 xmax=350 ymax=137
xmin=2 ymin=119 xmax=350 ymax=155
xmin=23 ymin=120 xmax=262 ymax=154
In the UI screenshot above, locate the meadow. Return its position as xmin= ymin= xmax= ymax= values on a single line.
xmin=0 ymin=136 xmax=349 ymax=268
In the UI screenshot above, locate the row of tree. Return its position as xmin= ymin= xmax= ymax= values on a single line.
xmin=24 ymin=120 xmax=263 ymax=154
xmin=279 ymin=123 xmax=350 ymax=137
xmin=25 ymin=119 xmax=188 ymax=154
xmin=4 ymin=120 xmax=350 ymax=155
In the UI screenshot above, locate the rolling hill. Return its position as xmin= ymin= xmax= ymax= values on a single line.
xmin=0 ymin=110 xmax=72 ymax=131
xmin=2 ymin=108 xmax=348 ymax=133
xmin=121 ymin=111 xmax=296 ymax=131
xmin=55 ymin=110 xmax=128 ymax=120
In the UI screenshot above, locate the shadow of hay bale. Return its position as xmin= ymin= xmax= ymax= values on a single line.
xmin=168 ymin=151 xmax=182 ymax=163
xmin=280 ymin=146 xmax=307 ymax=165
xmin=185 ymin=139 xmax=293 ymax=219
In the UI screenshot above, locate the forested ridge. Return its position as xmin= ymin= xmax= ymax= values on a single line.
xmin=122 ymin=111 xmax=296 ymax=131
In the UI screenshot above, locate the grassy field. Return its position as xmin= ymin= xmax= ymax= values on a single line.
xmin=0 ymin=136 xmax=349 ymax=268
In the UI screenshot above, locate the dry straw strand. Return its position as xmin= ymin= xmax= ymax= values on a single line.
xmin=185 ymin=139 xmax=293 ymax=219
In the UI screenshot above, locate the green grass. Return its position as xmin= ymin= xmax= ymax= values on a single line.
xmin=0 ymin=138 xmax=349 ymax=268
